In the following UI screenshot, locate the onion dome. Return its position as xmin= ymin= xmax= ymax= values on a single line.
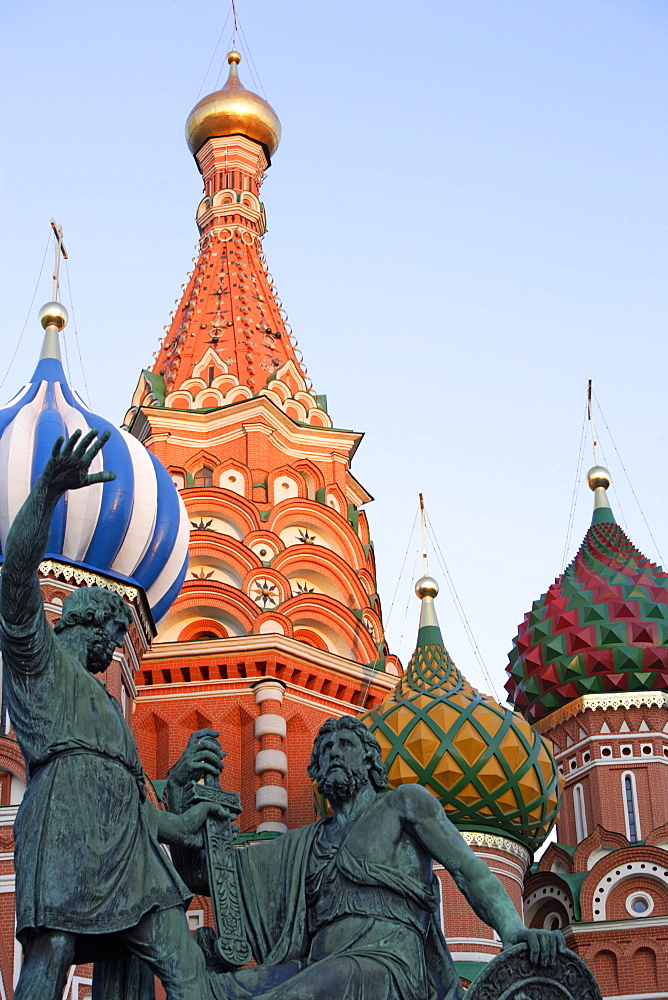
xmin=186 ymin=51 xmax=281 ymax=160
xmin=361 ymin=576 xmax=561 ymax=852
xmin=506 ymin=468 xmax=668 ymax=723
xmin=0 ymin=305 xmax=189 ymax=623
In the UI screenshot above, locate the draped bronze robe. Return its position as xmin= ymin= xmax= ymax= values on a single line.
xmin=0 ymin=606 xmax=191 ymax=945
xmin=206 ymin=819 xmax=464 ymax=1000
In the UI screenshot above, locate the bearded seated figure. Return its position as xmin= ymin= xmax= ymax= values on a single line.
xmin=167 ymin=719 xmax=564 ymax=1000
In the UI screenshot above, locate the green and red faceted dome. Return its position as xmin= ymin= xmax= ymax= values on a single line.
xmin=506 ymin=468 xmax=668 ymax=722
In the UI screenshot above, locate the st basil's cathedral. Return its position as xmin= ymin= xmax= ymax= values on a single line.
xmin=0 ymin=45 xmax=665 ymax=1000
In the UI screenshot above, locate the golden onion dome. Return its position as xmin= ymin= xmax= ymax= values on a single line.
xmin=186 ymin=51 xmax=281 ymax=160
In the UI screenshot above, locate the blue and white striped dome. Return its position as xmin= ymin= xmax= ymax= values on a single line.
xmin=0 ymin=331 xmax=189 ymax=624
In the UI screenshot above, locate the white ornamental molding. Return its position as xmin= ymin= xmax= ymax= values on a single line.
xmin=536 ymin=691 xmax=668 ymax=732
xmin=38 ymin=560 xmax=140 ymax=601
xmin=524 ymin=884 xmax=575 ymax=925
xmin=461 ymin=831 xmax=531 ymax=866
xmin=592 ymin=859 xmax=668 ymax=921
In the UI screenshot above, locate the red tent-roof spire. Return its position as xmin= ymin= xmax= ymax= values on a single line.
xmin=145 ymin=52 xmax=325 ymax=424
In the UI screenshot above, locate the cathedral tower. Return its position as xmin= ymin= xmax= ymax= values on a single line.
xmin=125 ymin=52 xmax=399 ymax=835
xmin=506 ymin=467 xmax=668 ymax=996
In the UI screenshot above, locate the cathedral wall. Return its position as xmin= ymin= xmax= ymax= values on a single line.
xmin=436 ymin=839 xmax=530 ymax=968
xmin=565 ymin=923 xmax=668 ymax=997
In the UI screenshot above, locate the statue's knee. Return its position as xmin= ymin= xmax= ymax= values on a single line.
xmin=49 ymin=931 xmax=75 ymax=962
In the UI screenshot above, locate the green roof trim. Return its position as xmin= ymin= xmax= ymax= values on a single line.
xmin=234 ymin=830 xmax=282 ymax=845
xmin=558 ymin=871 xmax=587 ymax=920
xmin=364 ymin=656 xmax=388 ymax=674
xmin=142 ymin=370 xmax=166 ymax=406
xmin=553 ymin=842 xmax=577 ymax=858
xmin=454 ymin=959 xmax=488 ymax=985
xmin=141 ymin=395 xmax=359 ymax=435
xmin=148 ymin=778 xmax=166 ymax=802
xmin=416 ymin=624 xmax=444 ymax=648
xmin=592 ymin=506 xmax=617 ymax=526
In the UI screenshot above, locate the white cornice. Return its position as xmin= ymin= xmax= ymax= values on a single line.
xmin=35 ymin=560 xmax=155 ymax=639
xmin=461 ymin=831 xmax=531 ymax=865
xmin=564 ymin=913 xmax=668 ymax=933
xmin=536 ymin=691 xmax=668 ymax=732
xmin=139 ymin=396 xmax=360 ymax=449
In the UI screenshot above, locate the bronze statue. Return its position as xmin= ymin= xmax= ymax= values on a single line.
xmin=167 ymin=717 xmax=566 ymax=1000
xmin=2 ymin=429 xmax=585 ymax=1000
xmin=0 ymin=430 xmax=222 ymax=1000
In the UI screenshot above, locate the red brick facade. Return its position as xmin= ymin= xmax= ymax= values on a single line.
xmin=524 ymin=692 xmax=668 ymax=997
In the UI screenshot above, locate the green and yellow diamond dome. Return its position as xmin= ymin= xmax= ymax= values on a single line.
xmin=360 ymin=576 xmax=562 ymax=852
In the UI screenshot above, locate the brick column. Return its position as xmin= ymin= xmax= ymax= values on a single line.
xmin=438 ymin=832 xmax=531 ymax=975
xmin=252 ymin=679 xmax=288 ymax=834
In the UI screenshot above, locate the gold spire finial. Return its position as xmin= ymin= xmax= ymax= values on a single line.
xmin=227 ymin=50 xmax=241 ymax=64
xmin=231 ymin=0 xmax=239 ymax=52
xmin=587 ymin=378 xmax=600 ymax=467
xmin=419 ymin=491 xmax=429 ymax=578
xmin=415 ymin=493 xmax=439 ymax=625
xmin=586 ymin=380 xmax=612 ymax=513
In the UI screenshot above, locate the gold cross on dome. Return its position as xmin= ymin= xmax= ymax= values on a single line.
xmin=50 ymin=219 xmax=68 ymax=302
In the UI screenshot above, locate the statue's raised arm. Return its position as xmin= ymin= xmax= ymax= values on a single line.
xmin=1 ymin=430 xmax=226 ymax=1000
xmin=0 ymin=429 xmax=114 ymax=628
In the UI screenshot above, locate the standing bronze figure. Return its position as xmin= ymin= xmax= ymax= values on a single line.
xmin=0 ymin=431 xmax=221 ymax=1000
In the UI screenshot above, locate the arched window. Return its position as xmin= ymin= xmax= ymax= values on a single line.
xmin=194 ymin=466 xmax=214 ymax=488
xmin=573 ymin=783 xmax=587 ymax=843
xmin=623 ymin=771 xmax=641 ymax=842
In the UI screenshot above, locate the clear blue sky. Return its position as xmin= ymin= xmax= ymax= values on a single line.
xmin=1 ymin=0 xmax=666 ymax=699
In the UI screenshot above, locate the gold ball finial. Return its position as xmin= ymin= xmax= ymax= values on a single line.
xmin=587 ymin=466 xmax=611 ymax=491
xmin=38 ymin=302 xmax=68 ymax=331
xmin=416 ymin=576 xmax=439 ymax=600
xmin=227 ymin=50 xmax=241 ymax=64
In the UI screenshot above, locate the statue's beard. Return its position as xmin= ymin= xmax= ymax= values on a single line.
xmin=86 ymin=628 xmax=119 ymax=673
xmin=317 ymin=761 xmax=368 ymax=802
